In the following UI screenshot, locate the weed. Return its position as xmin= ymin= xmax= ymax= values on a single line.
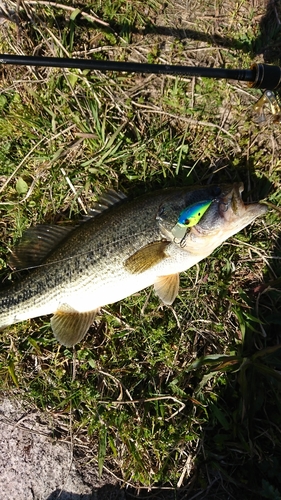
xmin=0 ymin=0 xmax=281 ymax=498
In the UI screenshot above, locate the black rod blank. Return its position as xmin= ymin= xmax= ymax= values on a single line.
xmin=0 ymin=54 xmax=254 ymax=80
xmin=0 ymin=54 xmax=280 ymax=90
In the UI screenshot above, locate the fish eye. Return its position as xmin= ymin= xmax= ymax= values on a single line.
xmin=212 ymin=186 xmax=222 ymax=197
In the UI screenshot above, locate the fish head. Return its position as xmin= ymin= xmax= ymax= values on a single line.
xmin=157 ymin=183 xmax=267 ymax=255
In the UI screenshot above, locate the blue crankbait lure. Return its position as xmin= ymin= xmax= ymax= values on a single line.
xmin=178 ymin=199 xmax=213 ymax=227
xmin=172 ymin=199 xmax=214 ymax=244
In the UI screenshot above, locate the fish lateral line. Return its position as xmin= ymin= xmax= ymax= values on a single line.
xmin=7 ymin=228 xmax=170 ymax=274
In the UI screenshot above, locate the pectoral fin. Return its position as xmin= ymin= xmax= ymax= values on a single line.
xmin=124 ymin=241 xmax=169 ymax=274
xmin=154 ymin=273 xmax=179 ymax=305
xmin=51 ymin=304 xmax=98 ymax=347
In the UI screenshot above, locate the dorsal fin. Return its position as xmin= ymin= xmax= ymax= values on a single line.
xmin=9 ymin=190 xmax=127 ymax=269
xmin=8 ymin=225 xmax=74 ymax=270
xmin=86 ymin=189 xmax=127 ymax=218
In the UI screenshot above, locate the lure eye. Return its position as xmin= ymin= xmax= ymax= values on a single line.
xmin=184 ymin=211 xmax=201 ymax=225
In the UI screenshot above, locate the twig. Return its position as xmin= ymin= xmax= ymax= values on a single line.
xmin=60 ymin=168 xmax=88 ymax=215
xmin=231 ymin=239 xmax=277 ymax=279
xmin=130 ymin=103 xmax=241 ymax=150
xmin=20 ymin=0 xmax=109 ymax=27
xmin=98 ymin=394 xmax=186 ymax=421
xmin=0 ymin=136 xmax=46 ymax=194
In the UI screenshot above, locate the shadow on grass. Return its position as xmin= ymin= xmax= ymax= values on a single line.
xmin=12 ymin=3 xmax=254 ymax=59
xmin=255 ymin=0 xmax=281 ymax=63
xmin=47 ymin=485 xmax=183 ymax=500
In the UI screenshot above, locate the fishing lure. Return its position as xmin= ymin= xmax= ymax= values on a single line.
xmin=178 ymin=199 xmax=213 ymax=226
xmin=253 ymin=90 xmax=281 ymax=123
xmin=172 ymin=199 xmax=214 ymax=244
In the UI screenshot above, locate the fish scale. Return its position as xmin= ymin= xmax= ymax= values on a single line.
xmin=0 ymin=184 xmax=266 ymax=347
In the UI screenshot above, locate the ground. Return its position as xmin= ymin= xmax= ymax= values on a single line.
xmin=0 ymin=395 xmax=178 ymax=499
xmin=1 ymin=0 xmax=281 ymax=499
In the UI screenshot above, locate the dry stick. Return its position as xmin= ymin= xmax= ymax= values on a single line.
xmin=21 ymin=0 xmax=109 ymax=26
xmin=0 ymin=1 xmax=11 ymax=18
xmin=60 ymin=168 xmax=88 ymax=215
xmin=177 ymin=453 xmax=196 ymax=488
xmin=232 ymin=238 xmax=278 ymax=279
xmin=130 ymin=102 xmax=241 ymax=149
xmin=98 ymin=368 xmax=142 ymax=423
xmin=0 ymin=136 xmax=46 ymax=194
xmin=98 ymin=394 xmax=186 ymax=422
xmin=100 ymin=463 xmax=177 ymax=491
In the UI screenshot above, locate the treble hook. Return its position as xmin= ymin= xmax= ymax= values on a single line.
xmin=253 ymin=90 xmax=281 ymax=123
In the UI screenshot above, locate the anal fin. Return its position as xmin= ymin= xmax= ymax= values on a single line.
xmin=51 ymin=304 xmax=98 ymax=347
xmin=154 ymin=273 xmax=179 ymax=305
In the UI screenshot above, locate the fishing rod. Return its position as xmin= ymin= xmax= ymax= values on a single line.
xmin=0 ymin=54 xmax=281 ymax=90
xmin=1 ymin=54 xmax=281 ymax=121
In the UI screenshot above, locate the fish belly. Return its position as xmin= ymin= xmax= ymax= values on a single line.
xmin=60 ymin=248 xmax=201 ymax=313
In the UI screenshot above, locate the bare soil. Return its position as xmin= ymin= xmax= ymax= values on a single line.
xmin=0 ymin=396 xmax=178 ymax=499
xmin=0 ymin=396 xmax=121 ymax=500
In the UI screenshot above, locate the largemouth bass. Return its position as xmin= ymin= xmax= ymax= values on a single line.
xmin=0 ymin=183 xmax=266 ymax=347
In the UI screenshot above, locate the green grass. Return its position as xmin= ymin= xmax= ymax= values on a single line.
xmin=1 ymin=0 xmax=281 ymax=498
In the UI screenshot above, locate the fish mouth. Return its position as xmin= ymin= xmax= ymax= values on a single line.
xmin=188 ymin=182 xmax=267 ymax=249
xmin=219 ymin=182 xmax=267 ymax=224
